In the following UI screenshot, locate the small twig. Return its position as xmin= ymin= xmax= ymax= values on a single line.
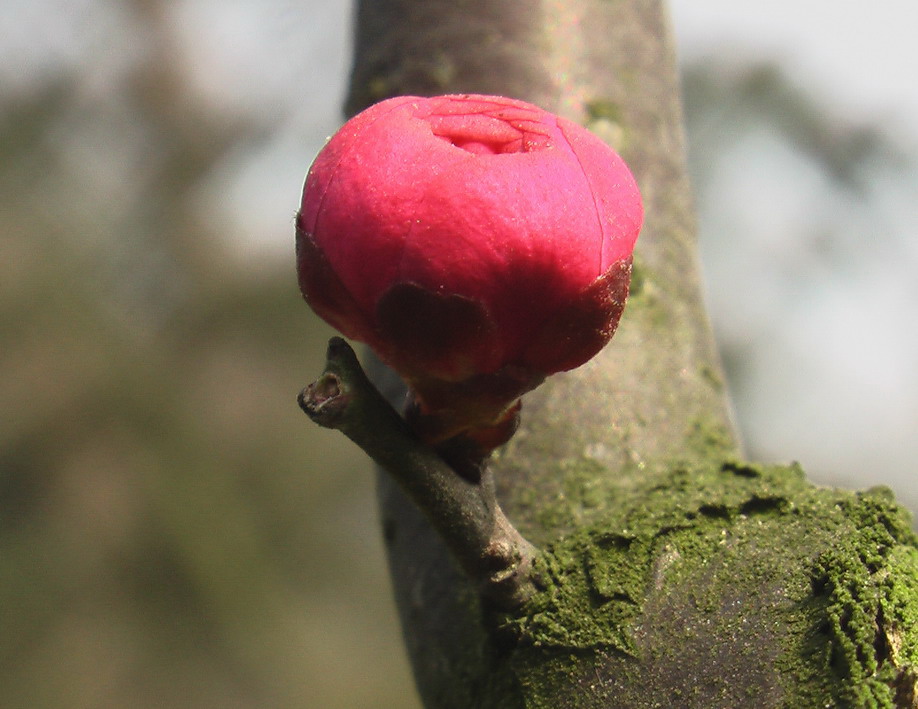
xmin=298 ymin=337 xmax=540 ymax=609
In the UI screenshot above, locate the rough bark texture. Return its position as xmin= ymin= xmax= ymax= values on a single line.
xmin=345 ymin=1 xmax=918 ymax=707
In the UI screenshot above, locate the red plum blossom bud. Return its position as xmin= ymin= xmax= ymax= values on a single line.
xmin=297 ymin=94 xmax=642 ymax=448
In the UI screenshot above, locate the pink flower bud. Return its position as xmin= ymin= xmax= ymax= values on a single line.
xmin=297 ymin=94 xmax=642 ymax=447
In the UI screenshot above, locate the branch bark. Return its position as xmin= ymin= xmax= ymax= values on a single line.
xmin=326 ymin=1 xmax=918 ymax=706
xmin=348 ymin=0 xmax=736 ymax=526
xmin=298 ymin=338 xmax=538 ymax=609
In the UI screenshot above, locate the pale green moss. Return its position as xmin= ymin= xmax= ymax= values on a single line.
xmin=585 ymin=99 xmax=624 ymax=124
xmin=624 ymin=255 xmax=670 ymax=331
xmin=585 ymin=99 xmax=629 ymax=152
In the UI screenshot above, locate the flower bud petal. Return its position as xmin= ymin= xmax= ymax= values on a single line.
xmin=297 ymin=94 xmax=643 ymax=444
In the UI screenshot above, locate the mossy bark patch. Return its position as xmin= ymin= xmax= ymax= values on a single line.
xmin=800 ymin=492 xmax=918 ymax=708
xmin=489 ymin=460 xmax=918 ymax=708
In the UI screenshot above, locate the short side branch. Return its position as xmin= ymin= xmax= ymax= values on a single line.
xmin=298 ymin=337 xmax=539 ymax=608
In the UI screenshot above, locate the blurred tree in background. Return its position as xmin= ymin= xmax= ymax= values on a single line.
xmin=1 ymin=4 xmax=409 ymax=707
xmin=683 ymin=64 xmax=918 ymax=498
xmin=1 ymin=2 xmax=914 ymax=708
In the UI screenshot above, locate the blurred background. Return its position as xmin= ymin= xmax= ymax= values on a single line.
xmin=1 ymin=1 xmax=915 ymax=707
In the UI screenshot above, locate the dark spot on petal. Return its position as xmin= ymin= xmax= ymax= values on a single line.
xmin=375 ymin=282 xmax=499 ymax=381
xmin=523 ymin=257 xmax=632 ymax=373
xmin=295 ymin=225 xmax=374 ymax=340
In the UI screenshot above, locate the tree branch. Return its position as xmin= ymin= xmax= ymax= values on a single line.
xmin=319 ymin=0 xmax=918 ymax=706
xmin=298 ymin=337 xmax=538 ymax=609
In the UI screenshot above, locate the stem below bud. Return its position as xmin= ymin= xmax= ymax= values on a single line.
xmin=298 ymin=337 xmax=540 ymax=608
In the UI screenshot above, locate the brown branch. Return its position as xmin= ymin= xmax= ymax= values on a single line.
xmin=298 ymin=337 xmax=538 ymax=609
xmin=328 ymin=1 xmax=918 ymax=707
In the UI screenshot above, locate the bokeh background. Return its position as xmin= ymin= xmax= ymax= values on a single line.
xmin=1 ymin=2 xmax=915 ymax=707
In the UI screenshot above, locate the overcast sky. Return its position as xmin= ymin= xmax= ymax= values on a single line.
xmin=670 ymin=2 xmax=917 ymax=504
xmin=671 ymin=1 xmax=918 ymax=138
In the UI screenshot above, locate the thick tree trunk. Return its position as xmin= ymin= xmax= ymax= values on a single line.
xmin=343 ymin=1 xmax=918 ymax=706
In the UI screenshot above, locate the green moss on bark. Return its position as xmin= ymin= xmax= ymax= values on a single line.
xmin=486 ymin=459 xmax=918 ymax=707
xmin=800 ymin=492 xmax=918 ymax=707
